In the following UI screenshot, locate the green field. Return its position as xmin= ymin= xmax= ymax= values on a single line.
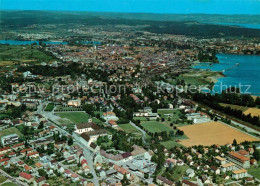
xmin=0 ymin=127 xmax=23 ymax=138
xmin=0 ymin=45 xmax=56 ymax=66
xmin=248 ymin=161 xmax=260 ymax=179
xmin=44 ymin=103 xmax=55 ymax=112
xmin=141 ymin=121 xmax=174 ymax=133
xmin=219 ymin=103 xmax=249 ymax=112
xmin=160 ymin=140 xmax=184 ymax=149
xmin=0 ymin=114 xmax=9 ymax=120
xmin=162 ymin=165 xmax=189 ymax=182
xmin=1 ymin=182 xmax=18 ymax=186
xmin=119 ymin=124 xmax=142 ymax=136
xmin=56 ymin=112 xmax=102 ymax=125
xmin=0 ymin=176 xmax=7 ymax=184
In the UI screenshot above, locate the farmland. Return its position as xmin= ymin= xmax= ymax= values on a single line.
xmin=0 ymin=127 xmax=23 ymax=138
xmin=0 ymin=45 xmax=56 ymax=66
xmin=243 ymin=108 xmax=260 ymax=117
xmin=178 ymin=122 xmax=259 ymax=147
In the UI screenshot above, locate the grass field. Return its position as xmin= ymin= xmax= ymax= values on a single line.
xmin=141 ymin=121 xmax=174 ymax=133
xmin=248 ymin=161 xmax=260 ymax=179
xmin=0 ymin=176 xmax=7 ymax=183
xmin=56 ymin=112 xmax=102 ymax=125
xmin=178 ymin=122 xmax=259 ymax=147
xmin=243 ymin=108 xmax=260 ymax=117
xmin=160 ymin=140 xmax=184 ymax=149
xmin=0 ymin=127 xmax=23 ymax=138
xmin=1 ymin=182 xmax=18 ymax=186
xmin=220 ymin=103 xmax=249 ymax=112
xmin=56 ymin=112 xmax=89 ymax=124
xmin=118 ymin=124 xmax=142 ymax=136
xmin=0 ymin=45 xmax=56 ymax=66
xmin=44 ymin=103 xmax=54 ymax=112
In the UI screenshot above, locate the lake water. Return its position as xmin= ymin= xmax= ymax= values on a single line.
xmin=0 ymin=40 xmax=101 ymax=45
xmin=203 ymin=22 xmax=260 ymax=29
xmin=193 ymin=54 xmax=260 ymax=95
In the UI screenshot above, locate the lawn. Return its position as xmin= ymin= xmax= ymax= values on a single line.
xmin=0 ymin=114 xmax=9 ymax=119
xmin=118 ymin=124 xmax=142 ymax=136
xmin=220 ymin=103 xmax=248 ymax=112
xmin=56 ymin=112 xmax=103 ymax=125
xmin=162 ymin=165 xmax=190 ymax=182
xmin=0 ymin=127 xmax=23 ymax=138
xmin=1 ymin=182 xmax=18 ymax=186
xmin=160 ymin=140 xmax=184 ymax=149
xmin=141 ymin=121 xmax=174 ymax=133
xmin=248 ymin=160 xmax=260 ymax=179
xmin=44 ymin=103 xmax=54 ymax=112
xmin=0 ymin=176 xmax=7 ymax=183
xmin=0 ymin=45 xmax=56 ymax=66
xmin=56 ymin=112 xmax=89 ymax=124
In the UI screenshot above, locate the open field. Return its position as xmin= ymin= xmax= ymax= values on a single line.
xmin=0 ymin=45 xmax=56 ymax=65
xmin=0 ymin=127 xmax=23 ymax=138
xmin=118 ymin=124 xmax=142 ymax=136
xmin=44 ymin=103 xmax=54 ymax=111
xmin=56 ymin=112 xmax=102 ymax=125
xmin=248 ymin=160 xmax=260 ymax=179
xmin=55 ymin=106 xmax=82 ymax=111
xmin=175 ymin=70 xmax=224 ymax=85
xmin=141 ymin=121 xmax=174 ymax=133
xmin=243 ymin=108 xmax=260 ymax=117
xmin=220 ymin=103 xmax=249 ymax=112
xmin=56 ymin=112 xmax=89 ymax=124
xmin=178 ymin=122 xmax=259 ymax=147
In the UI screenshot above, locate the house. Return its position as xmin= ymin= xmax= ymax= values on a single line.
xmin=102 ymin=111 xmax=118 ymax=121
xmin=19 ymin=172 xmax=34 ymax=183
xmin=0 ymin=147 xmax=11 ymax=154
xmin=71 ymin=173 xmax=79 ymax=182
xmin=156 ymin=176 xmax=174 ymax=186
xmin=215 ymin=156 xmax=226 ymax=165
xmin=12 ymin=143 xmax=25 ymax=150
xmin=221 ymin=162 xmax=236 ymax=173
xmin=34 ymin=176 xmax=46 ymax=186
xmin=201 ymin=175 xmax=211 ymax=184
xmin=21 ymin=148 xmax=33 ymax=155
xmin=232 ymin=169 xmax=248 ymax=179
xmin=1 ymin=134 xmax=19 ymax=146
xmin=64 ymin=169 xmax=72 ymax=177
xmin=108 ymin=120 xmax=118 ymax=127
xmin=26 ymin=151 xmax=39 ymax=159
xmin=182 ymin=179 xmax=198 ymax=186
xmin=228 ymin=151 xmax=250 ymax=168
xmin=210 ymin=166 xmax=220 ymax=175
xmin=68 ymin=99 xmax=81 ymax=107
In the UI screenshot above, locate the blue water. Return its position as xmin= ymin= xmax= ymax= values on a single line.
xmin=0 ymin=40 xmax=68 ymax=45
xmin=193 ymin=54 xmax=260 ymax=95
xmin=0 ymin=40 xmax=101 ymax=45
xmin=204 ymin=22 xmax=260 ymax=29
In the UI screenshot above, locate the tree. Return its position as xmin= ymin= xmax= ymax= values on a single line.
xmin=121 ymin=173 xmax=129 ymax=185
xmin=68 ymin=137 xmax=73 ymax=146
xmin=38 ymin=121 xmax=44 ymax=129
xmin=253 ymin=150 xmax=260 ymax=161
xmin=232 ymin=139 xmax=237 ymax=146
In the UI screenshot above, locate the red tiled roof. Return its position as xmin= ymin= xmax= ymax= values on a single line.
xmin=0 ymin=158 xmax=9 ymax=162
xmin=12 ymin=143 xmax=24 ymax=148
xmin=26 ymin=151 xmax=39 ymax=157
xmin=229 ymin=151 xmax=250 ymax=162
xmin=0 ymin=147 xmax=10 ymax=152
xmin=19 ymin=172 xmax=33 ymax=180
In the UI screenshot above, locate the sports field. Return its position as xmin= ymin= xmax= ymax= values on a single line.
xmin=178 ymin=122 xmax=259 ymax=147
xmin=243 ymin=108 xmax=260 ymax=117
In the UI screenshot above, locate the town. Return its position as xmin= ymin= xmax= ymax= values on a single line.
xmin=0 ymin=10 xmax=260 ymax=186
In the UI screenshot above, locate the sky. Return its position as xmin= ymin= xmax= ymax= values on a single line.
xmin=1 ymin=0 xmax=260 ymax=15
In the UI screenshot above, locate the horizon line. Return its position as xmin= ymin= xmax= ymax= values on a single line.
xmin=1 ymin=9 xmax=260 ymax=16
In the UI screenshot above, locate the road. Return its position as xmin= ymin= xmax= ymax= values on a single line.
xmin=0 ymin=169 xmax=28 ymax=186
xmin=130 ymin=121 xmax=148 ymax=145
xmin=39 ymin=102 xmax=99 ymax=186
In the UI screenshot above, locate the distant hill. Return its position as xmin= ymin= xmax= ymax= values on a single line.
xmin=1 ymin=10 xmax=260 ymax=38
